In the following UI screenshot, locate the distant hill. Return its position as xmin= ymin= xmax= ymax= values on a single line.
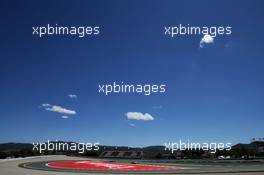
xmin=143 ymin=146 xmax=166 ymax=151
xmin=0 ymin=141 xmax=263 ymax=159
xmin=1 ymin=141 xmax=263 ymax=151
xmin=0 ymin=143 xmax=32 ymax=151
xmin=232 ymin=141 xmax=264 ymax=150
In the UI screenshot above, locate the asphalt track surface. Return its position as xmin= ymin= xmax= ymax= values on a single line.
xmin=1 ymin=155 xmax=264 ymax=175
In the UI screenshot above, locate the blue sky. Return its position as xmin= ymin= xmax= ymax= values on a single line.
xmin=0 ymin=0 xmax=264 ymax=146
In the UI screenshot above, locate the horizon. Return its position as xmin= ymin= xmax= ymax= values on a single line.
xmin=1 ymin=139 xmax=264 ymax=147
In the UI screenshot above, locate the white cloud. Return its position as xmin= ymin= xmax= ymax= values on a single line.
xmin=61 ymin=115 xmax=69 ymax=119
xmin=200 ymin=34 xmax=214 ymax=48
xmin=68 ymin=94 xmax=77 ymax=99
xmin=129 ymin=123 xmax=135 ymax=127
xmin=45 ymin=105 xmax=76 ymax=115
xmin=126 ymin=112 xmax=154 ymax=121
xmin=41 ymin=103 xmax=51 ymax=107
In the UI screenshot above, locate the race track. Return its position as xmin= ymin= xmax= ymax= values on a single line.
xmin=1 ymin=155 xmax=264 ymax=175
